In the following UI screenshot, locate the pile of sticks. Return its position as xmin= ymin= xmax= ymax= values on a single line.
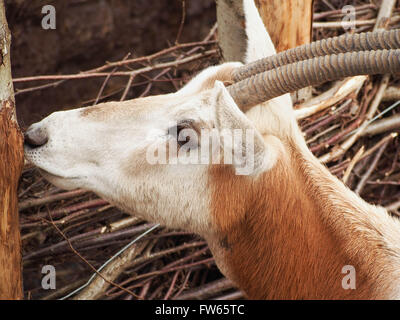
xmin=18 ymin=1 xmax=400 ymax=300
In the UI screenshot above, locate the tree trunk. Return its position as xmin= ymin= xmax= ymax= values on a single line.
xmin=0 ymin=0 xmax=24 ymax=300
xmin=216 ymin=0 xmax=314 ymax=102
xmin=255 ymin=0 xmax=314 ymax=53
xmin=215 ymin=0 xmax=247 ymax=62
xmin=256 ymin=0 xmax=314 ymax=103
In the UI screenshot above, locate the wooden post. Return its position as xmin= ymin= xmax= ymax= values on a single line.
xmin=0 ymin=0 xmax=24 ymax=300
xmin=254 ymin=0 xmax=314 ymax=53
xmin=216 ymin=0 xmax=314 ymax=103
xmin=215 ymin=0 xmax=247 ymax=62
xmin=255 ymin=0 xmax=314 ymax=103
xmin=216 ymin=0 xmax=314 ymax=59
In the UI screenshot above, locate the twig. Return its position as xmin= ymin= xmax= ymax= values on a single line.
xmin=163 ymin=270 xmax=181 ymax=300
xmin=73 ymin=241 xmax=149 ymax=300
xmin=14 ymin=50 xmax=217 ymax=83
xmin=174 ymin=278 xmax=234 ymax=300
xmin=96 ymin=53 xmax=131 ymax=105
xmin=362 ymin=114 xmax=400 ymax=136
xmin=313 ymin=4 xmax=376 ymax=20
xmin=21 ymin=198 xmax=108 ymax=227
xmin=295 ymin=76 xmax=366 ymax=120
xmin=106 ymin=245 xmax=210 ymax=297
xmin=120 ymin=74 xmax=137 ymax=101
xmin=213 ymin=290 xmax=244 ymax=300
xmin=23 ymin=221 xmax=152 ymax=261
xmin=355 ymin=140 xmax=390 ymax=194
xmin=319 ymin=74 xmax=391 ymax=163
xmin=342 ymin=146 xmax=365 ymax=185
xmin=172 ymin=270 xmax=192 ymax=299
xmin=382 ymin=86 xmax=400 ymax=102
xmin=175 ymin=0 xmax=186 ymax=44
xmin=46 ymin=214 xmax=143 ymax=300
xmin=386 ymin=200 xmax=400 ymax=212
xmin=19 ymin=189 xmax=88 ymax=211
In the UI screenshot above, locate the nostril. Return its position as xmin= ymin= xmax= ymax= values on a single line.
xmin=24 ymin=127 xmax=49 ymax=148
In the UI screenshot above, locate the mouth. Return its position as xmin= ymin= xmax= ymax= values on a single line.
xmin=24 ymin=145 xmax=85 ymax=192
xmin=24 ymin=150 xmax=81 ymax=181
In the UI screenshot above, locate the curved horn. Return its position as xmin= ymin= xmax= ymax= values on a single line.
xmin=233 ymin=30 xmax=400 ymax=82
xmin=228 ymin=49 xmax=400 ymax=111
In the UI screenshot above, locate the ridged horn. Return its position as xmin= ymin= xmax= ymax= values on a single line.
xmin=228 ymin=49 xmax=400 ymax=111
xmin=233 ymin=30 xmax=400 ymax=82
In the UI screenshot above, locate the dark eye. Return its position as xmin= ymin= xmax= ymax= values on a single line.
xmin=168 ymin=119 xmax=198 ymax=148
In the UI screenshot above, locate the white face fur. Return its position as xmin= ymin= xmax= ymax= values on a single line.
xmin=24 ymin=65 xmax=272 ymax=236
xmin=24 ymin=0 xmax=284 ymax=237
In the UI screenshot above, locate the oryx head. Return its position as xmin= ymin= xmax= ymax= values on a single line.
xmin=24 ymin=29 xmax=400 ymax=235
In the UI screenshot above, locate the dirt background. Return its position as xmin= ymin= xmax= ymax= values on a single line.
xmin=5 ymin=0 xmax=216 ymax=127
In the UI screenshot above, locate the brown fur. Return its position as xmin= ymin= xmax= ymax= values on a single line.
xmin=209 ymin=134 xmax=400 ymax=299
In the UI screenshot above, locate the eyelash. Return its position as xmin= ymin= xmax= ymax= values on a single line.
xmin=168 ymin=120 xmax=196 ymax=147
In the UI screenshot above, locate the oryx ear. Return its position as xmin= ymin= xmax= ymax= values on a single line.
xmin=177 ymin=62 xmax=242 ymax=96
xmin=211 ymin=81 xmax=274 ymax=176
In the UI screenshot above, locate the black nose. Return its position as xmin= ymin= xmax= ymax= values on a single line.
xmin=24 ymin=126 xmax=48 ymax=148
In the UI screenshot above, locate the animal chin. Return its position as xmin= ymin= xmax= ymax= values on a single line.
xmin=38 ymin=169 xmax=81 ymax=190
